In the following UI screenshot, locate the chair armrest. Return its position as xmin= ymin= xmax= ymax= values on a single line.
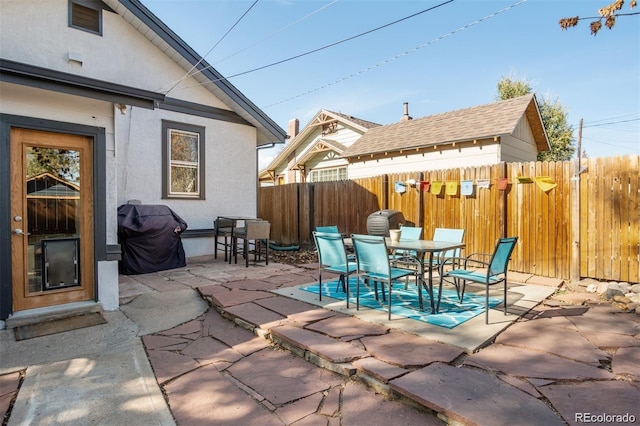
xmin=438 ymin=254 xmax=490 ymax=274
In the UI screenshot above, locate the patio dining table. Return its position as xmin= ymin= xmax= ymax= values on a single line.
xmin=345 ymin=237 xmax=465 ymax=314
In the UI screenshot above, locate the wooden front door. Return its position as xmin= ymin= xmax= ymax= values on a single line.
xmin=10 ymin=128 xmax=94 ymax=312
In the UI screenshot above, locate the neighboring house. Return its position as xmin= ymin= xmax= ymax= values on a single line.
xmin=259 ymin=110 xmax=380 ymax=186
xmin=0 ymin=0 xmax=286 ymax=322
xmin=342 ymin=94 xmax=550 ymax=178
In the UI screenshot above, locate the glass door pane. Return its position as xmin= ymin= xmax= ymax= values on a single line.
xmin=25 ymin=147 xmax=81 ymax=294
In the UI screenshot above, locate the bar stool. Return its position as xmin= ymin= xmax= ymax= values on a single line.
xmin=231 ymin=220 xmax=271 ymax=267
xmin=214 ymin=217 xmax=234 ymax=261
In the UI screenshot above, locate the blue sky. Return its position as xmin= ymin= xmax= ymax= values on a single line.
xmin=141 ymin=0 xmax=640 ymax=167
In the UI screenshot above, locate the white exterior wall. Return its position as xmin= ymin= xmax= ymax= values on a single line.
xmin=500 ymin=118 xmax=539 ymax=162
xmin=1 ymin=0 xmax=264 ymax=308
xmin=115 ymin=106 xmax=258 ymax=257
xmin=0 ymin=0 xmax=227 ymax=108
xmin=0 ymin=82 xmax=120 ymax=311
xmin=347 ymin=142 xmax=502 ymax=178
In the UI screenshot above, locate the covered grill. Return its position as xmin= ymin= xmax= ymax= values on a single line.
xmin=117 ymin=204 xmax=188 ymax=275
xmin=366 ymin=210 xmax=405 ymax=236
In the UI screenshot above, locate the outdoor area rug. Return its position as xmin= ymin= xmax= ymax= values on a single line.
xmin=13 ymin=312 xmax=107 ymax=341
xmin=300 ymin=278 xmax=501 ymax=329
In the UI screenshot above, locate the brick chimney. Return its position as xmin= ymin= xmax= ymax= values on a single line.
xmin=400 ymin=102 xmax=412 ymax=121
xmin=288 ymin=118 xmax=300 ymax=138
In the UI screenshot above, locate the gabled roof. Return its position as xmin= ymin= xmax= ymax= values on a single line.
xmin=27 ymin=173 xmax=80 ymax=199
xmin=341 ymin=94 xmax=549 ymax=159
xmin=102 ymin=0 xmax=286 ymax=146
xmin=260 ymin=109 xmax=380 ymax=175
xmin=326 ymin=111 xmax=382 ymax=130
xmin=292 ymin=138 xmax=348 ymax=169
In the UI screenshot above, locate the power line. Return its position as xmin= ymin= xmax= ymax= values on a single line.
xmin=180 ymin=0 xmax=455 ymax=91
xmin=582 ymin=112 xmax=639 ymax=125
xmin=582 ymin=117 xmax=640 ymax=128
xmin=267 ymin=0 xmax=528 ymax=108
xmin=163 ymin=0 xmax=260 ymax=95
xmin=581 ymin=136 xmax=639 ymax=152
xmin=211 ymin=0 xmax=340 ymax=67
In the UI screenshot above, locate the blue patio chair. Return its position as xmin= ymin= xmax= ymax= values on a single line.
xmin=313 ymin=231 xmax=358 ymax=308
xmin=389 ymin=225 xmax=423 ymax=288
xmin=351 ymin=234 xmax=420 ymax=320
xmin=438 ymin=237 xmax=518 ymax=324
xmin=316 ymin=225 xmax=355 ymax=261
xmin=315 ymin=225 xmax=340 ymax=234
xmin=391 ymin=225 xmax=423 ymax=259
xmin=429 ymin=227 xmax=465 ymax=268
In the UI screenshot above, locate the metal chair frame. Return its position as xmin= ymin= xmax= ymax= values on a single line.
xmin=313 ymin=231 xmax=358 ymax=308
xmin=351 ymin=234 xmax=419 ymax=320
xmin=438 ymin=237 xmax=518 ymax=324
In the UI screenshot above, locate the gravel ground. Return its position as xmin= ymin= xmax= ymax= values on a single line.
xmin=269 ymin=244 xmax=317 ymax=265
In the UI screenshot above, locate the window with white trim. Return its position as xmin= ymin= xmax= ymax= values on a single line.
xmin=162 ymin=121 xmax=205 ymax=199
xmin=309 ymin=167 xmax=347 ymax=182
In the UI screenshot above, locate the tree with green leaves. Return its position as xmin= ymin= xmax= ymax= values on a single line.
xmin=497 ymin=76 xmax=576 ymax=161
xmin=559 ymin=0 xmax=638 ymax=35
xmin=27 ymin=147 xmax=80 ymax=183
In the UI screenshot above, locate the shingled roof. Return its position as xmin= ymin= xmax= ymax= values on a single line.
xmin=326 ymin=110 xmax=382 ymax=130
xmin=341 ymin=94 xmax=549 ymax=159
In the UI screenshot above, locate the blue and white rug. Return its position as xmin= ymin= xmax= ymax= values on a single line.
xmin=300 ymin=277 xmax=501 ymax=329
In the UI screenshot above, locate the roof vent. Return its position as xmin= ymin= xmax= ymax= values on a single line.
xmin=401 ymin=102 xmax=412 ymax=121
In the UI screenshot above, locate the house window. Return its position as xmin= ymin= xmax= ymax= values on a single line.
xmin=162 ymin=121 xmax=205 ymax=199
xmin=309 ymin=167 xmax=347 ymax=182
xmin=69 ymin=0 xmax=102 ymax=35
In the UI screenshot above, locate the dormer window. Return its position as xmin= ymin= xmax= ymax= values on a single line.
xmin=69 ymin=0 xmax=102 ymax=35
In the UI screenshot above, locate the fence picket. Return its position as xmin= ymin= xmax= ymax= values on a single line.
xmin=259 ymin=155 xmax=639 ymax=282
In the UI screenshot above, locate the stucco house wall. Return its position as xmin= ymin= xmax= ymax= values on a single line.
xmin=0 ymin=0 xmax=285 ymax=321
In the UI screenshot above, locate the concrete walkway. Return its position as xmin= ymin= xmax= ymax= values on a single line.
xmin=2 ymin=256 xmax=639 ymax=425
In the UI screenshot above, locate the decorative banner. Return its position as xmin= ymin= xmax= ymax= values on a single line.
xmin=497 ymin=177 xmax=509 ymax=190
xmin=460 ymin=180 xmax=474 ymax=196
xmin=420 ymin=181 xmax=430 ymax=192
xmin=430 ymin=181 xmax=443 ymax=195
xmin=394 ymin=181 xmax=406 ymax=194
xmin=476 ymin=179 xmax=490 ymax=189
xmin=534 ymin=176 xmax=557 ymax=192
xmin=445 ymin=181 xmax=458 ymax=196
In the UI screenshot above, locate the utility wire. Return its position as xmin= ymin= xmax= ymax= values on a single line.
xmin=180 ymin=0 xmax=455 ymax=91
xmin=582 ymin=117 xmax=640 ymax=128
xmin=163 ymin=0 xmax=260 ymax=95
xmin=211 ymin=0 xmax=340 ymax=67
xmin=267 ymin=0 xmax=528 ymax=108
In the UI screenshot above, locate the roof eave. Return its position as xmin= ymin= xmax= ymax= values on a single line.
xmin=113 ymin=0 xmax=286 ymax=145
xmin=342 ymin=135 xmax=506 ymax=160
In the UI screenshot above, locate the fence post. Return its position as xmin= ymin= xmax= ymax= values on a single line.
xmin=382 ymin=174 xmax=389 ymax=209
xmin=499 ymin=162 xmax=508 ymax=239
xmin=570 ymin=158 xmax=581 ymax=286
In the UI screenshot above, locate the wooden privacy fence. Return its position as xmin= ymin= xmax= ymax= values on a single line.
xmin=258 ymin=155 xmax=639 ymax=283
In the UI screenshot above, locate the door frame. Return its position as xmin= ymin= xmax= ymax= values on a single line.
xmin=0 ymin=114 xmax=107 ymax=320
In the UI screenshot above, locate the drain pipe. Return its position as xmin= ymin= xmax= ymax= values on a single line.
xmin=255 ymin=141 xmax=280 ymax=217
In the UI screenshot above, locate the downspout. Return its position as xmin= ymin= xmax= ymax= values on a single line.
xmin=256 ymin=142 xmax=276 ymax=218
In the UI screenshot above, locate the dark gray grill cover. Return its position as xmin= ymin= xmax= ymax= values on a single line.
xmin=366 ymin=210 xmax=405 ymax=236
xmin=117 ymin=204 xmax=188 ymax=275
